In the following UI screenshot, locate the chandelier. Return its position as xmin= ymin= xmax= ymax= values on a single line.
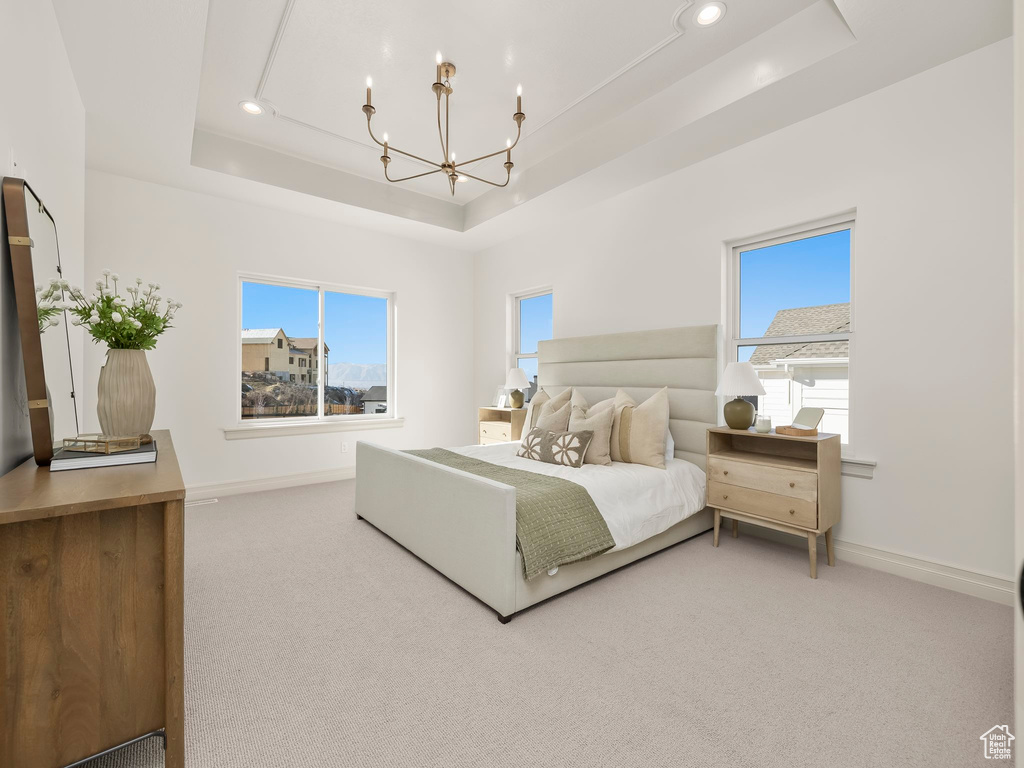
xmin=362 ymin=53 xmax=526 ymax=196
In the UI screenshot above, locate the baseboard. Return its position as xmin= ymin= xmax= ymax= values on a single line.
xmin=739 ymin=525 xmax=1015 ymax=606
xmin=186 ymin=466 xmax=356 ymax=502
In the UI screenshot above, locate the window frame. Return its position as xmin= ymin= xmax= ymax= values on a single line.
xmin=509 ymin=287 xmax=553 ymax=399
xmin=724 ymin=213 xmax=855 ymax=450
xmin=236 ymin=272 xmax=396 ymax=426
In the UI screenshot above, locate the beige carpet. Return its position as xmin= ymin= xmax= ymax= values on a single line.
xmin=92 ymin=480 xmax=1012 ymax=768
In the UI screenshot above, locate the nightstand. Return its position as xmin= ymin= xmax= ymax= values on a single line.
xmin=706 ymin=427 xmax=841 ymax=578
xmin=478 ymin=406 xmax=528 ymax=444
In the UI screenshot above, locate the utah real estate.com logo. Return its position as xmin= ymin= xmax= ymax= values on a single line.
xmin=980 ymin=725 xmax=1014 ymax=760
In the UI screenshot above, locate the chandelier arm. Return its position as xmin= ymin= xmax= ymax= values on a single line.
xmin=384 ymin=167 xmax=445 ymax=183
xmin=458 ymin=123 xmax=523 ymax=168
xmin=366 ymin=119 xmax=440 ymax=167
xmin=436 ymin=94 xmax=446 ymax=159
xmin=445 ymin=88 xmax=450 ymax=161
xmin=454 ymin=169 xmax=511 ymax=188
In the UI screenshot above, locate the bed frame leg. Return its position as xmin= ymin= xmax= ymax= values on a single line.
xmin=497 ymin=613 xmax=512 ymax=624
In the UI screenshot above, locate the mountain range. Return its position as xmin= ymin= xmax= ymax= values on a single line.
xmin=326 ymin=362 xmax=386 ymax=390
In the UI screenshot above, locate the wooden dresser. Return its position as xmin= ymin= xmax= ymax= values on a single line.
xmin=706 ymin=427 xmax=841 ymax=578
xmin=0 ymin=430 xmax=185 ymax=768
xmin=478 ymin=406 xmax=527 ymax=444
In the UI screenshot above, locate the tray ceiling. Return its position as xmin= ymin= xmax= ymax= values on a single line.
xmin=195 ymin=0 xmax=818 ymax=203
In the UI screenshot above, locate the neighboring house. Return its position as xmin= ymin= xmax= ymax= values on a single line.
xmin=241 ymin=329 xmax=328 ymax=384
xmin=289 ymin=337 xmax=329 ymax=385
xmin=749 ymin=303 xmax=849 ymax=441
xmin=241 ymin=328 xmax=290 ymax=379
xmin=361 ymin=385 xmax=388 ymax=414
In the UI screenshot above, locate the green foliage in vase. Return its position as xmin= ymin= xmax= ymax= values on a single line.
xmin=66 ymin=270 xmax=181 ymax=350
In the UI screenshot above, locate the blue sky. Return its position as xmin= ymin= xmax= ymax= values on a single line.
xmin=242 ymin=282 xmax=387 ymax=365
xmin=516 ymin=293 xmax=552 ymax=387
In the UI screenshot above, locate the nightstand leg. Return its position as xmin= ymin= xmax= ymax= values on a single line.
xmin=713 ymin=510 xmax=720 ymax=547
xmin=825 ymin=528 xmax=835 ymax=567
xmin=807 ymin=532 xmax=818 ymax=579
xmin=731 ymin=520 xmax=739 ymax=539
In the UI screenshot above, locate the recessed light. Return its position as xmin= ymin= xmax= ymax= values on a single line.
xmin=694 ymin=2 xmax=726 ymax=26
xmin=239 ymin=100 xmax=264 ymax=115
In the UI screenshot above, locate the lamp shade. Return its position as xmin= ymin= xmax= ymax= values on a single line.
xmin=504 ymin=367 xmax=530 ymax=390
xmin=715 ymin=362 xmax=766 ymax=397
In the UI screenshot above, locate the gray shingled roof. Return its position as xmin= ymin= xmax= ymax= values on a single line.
xmin=362 ymin=386 xmax=387 ymax=401
xmin=749 ymin=303 xmax=849 ymax=365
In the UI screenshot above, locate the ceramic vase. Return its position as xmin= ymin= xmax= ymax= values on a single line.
xmin=97 ymin=349 xmax=156 ymax=438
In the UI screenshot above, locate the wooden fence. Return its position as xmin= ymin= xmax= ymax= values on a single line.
xmin=241 ymin=403 xmax=363 ymax=418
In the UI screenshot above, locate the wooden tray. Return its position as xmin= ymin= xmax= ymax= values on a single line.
xmin=775 ymin=425 xmax=819 ymax=437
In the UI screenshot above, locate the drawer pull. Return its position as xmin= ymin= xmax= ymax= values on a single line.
xmin=789 ymin=509 xmax=795 ymax=515
xmin=723 ymin=470 xmax=728 ymax=475
xmin=789 ymin=482 xmax=795 ymax=488
xmin=723 ymin=495 xmax=728 ymax=500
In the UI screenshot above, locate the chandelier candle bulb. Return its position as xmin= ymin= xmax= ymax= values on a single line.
xmin=366 ymin=76 xmax=372 ymax=106
xmin=516 ymin=84 xmax=522 ymax=113
xmin=436 ymin=51 xmax=442 ymax=82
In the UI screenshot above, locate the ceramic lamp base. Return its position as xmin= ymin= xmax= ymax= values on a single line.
xmin=509 ymin=389 xmax=524 ymax=409
xmin=723 ymin=397 xmax=755 ymax=430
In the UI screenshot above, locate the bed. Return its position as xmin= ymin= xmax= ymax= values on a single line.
xmin=354 ymin=324 xmax=720 ymax=622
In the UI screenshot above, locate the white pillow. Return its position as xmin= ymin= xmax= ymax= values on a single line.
xmin=665 ymin=429 xmax=675 ymax=461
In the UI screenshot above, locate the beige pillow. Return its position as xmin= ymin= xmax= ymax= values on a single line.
xmin=569 ymin=403 xmax=614 ymax=466
xmin=536 ymin=401 xmax=571 ymax=433
xmin=615 ymin=388 xmax=670 ymax=469
xmin=537 ymin=388 xmax=572 ymax=420
xmin=522 ymin=389 xmax=550 ymax=441
xmin=609 ymin=390 xmax=637 ymax=463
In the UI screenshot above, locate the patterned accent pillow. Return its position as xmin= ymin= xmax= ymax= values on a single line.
xmin=516 ymin=428 xmax=594 ymax=468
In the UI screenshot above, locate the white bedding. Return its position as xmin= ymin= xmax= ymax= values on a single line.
xmin=451 ymin=442 xmax=707 ymax=552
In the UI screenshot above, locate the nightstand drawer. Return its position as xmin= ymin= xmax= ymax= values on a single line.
xmin=708 ymin=481 xmax=817 ymax=528
xmin=479 ymin=436 xmax=508 ymax=446
xmin=479 ymin=421 xmax=512 ymax=441
xmin=708 ymin=457 xmax=817 ymax=502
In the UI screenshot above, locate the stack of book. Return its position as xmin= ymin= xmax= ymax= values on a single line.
xmin=50 ymin=437 xmax=158 ymax=472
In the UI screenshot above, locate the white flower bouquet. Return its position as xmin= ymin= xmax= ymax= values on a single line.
xmin=66 ymin=269 xmax=181 ymax=350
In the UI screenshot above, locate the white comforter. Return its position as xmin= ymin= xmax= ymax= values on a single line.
xmin=451 ymin=442 xmax=707 ymax=551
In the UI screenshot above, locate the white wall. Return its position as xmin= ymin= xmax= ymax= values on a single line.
xmin=0 ymin=0 xmax=84 ymax=474
xmin=1012 ymin=0 xmax=1023 ymax=738
xmin=474 ymin=40 xmax=1015 ymax=579
xmin=85 ymin=170 xmax=475 ymax=489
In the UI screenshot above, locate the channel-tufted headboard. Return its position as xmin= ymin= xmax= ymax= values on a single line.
xmin=537 ymin=325 xmax=720 ymax=472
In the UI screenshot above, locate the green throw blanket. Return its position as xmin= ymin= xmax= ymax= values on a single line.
xmin=405 ymin=448 xmax=615 ymax=581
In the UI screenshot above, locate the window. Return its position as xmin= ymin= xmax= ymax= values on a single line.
xmin=240 ymin=276 xmax=394 ymax=422
xmin=512 ymin=289 xmax=552 ymax=402
xmin=728 ymin=217 xmax=853 ymax=444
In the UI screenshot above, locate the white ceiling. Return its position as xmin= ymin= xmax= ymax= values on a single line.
xmin=51 ymin=0 xmax=1012 ymax=248
xmin=195 ymin=0 xmax=817 ymax=203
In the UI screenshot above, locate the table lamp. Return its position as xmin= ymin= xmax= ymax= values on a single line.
xmin=505 ymin=367 xmax=530 ymax=409
xmin=715 ymin=362 xmax=766 ymax=430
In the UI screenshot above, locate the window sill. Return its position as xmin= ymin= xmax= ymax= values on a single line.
xmin=841 ymin=455 xmax=876 ymax=479
xmin=223 ymin=417 xmax=405 ymax=441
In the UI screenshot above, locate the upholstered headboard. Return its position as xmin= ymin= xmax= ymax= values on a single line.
xmin=537 ymin=325 xmax=720 ymax=472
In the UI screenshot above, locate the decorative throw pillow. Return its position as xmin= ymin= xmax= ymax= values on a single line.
xmin=608 ymin=390 xmax=637 ymax=463
xmin=615 ymin=387 xmax=670 ymax=469
xmin=521 ymin=387 xmax=572 ymax=445
xmin=568 ymin=402 xmax=614 ymax=466
xmin=522 ymin=389 xmax=550 ymax=439
xmin=535 ymin=401 xmax=571 ymax=433
xmin=537 ymin=387 xmax=572 ymax=421
xmin=517 ymin=428 xmax=595 ymax=468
